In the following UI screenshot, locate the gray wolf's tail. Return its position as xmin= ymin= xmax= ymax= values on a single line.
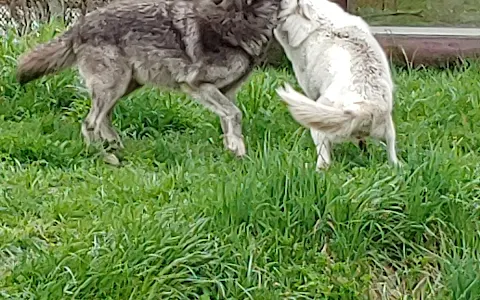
xmin=16 ymin=31 xmax=76 ymax=85
xmin=276 ymin=83 xmax=372 ymax=135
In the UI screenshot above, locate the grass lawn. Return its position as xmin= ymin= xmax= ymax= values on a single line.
xmin=1 ymin=23 xmax=480 ymax=299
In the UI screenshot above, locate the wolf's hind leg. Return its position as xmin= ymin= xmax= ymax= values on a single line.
xmin=183 ymin=83 xmax=246 ymax=157
xmin=78 ymin=54 xmax=136 ymax=162
xmin=98 ymin=80 xmax=140 ymax=151
xmin=384 ymin=115 xmax=400 ymax=167
xmin=310 ymin=128 xmax=332 ymax=170
xmin=81 ymin=80 xmax=131 ymax=149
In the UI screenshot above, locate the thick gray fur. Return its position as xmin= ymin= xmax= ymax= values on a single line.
xmin=16 ymin=0 xmax=280 ymax=164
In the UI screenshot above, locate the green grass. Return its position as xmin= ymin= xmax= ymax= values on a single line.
xmin=1 ymin=23 xmax=480 ymax=299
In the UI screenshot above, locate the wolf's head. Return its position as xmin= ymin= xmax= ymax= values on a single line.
xmin=198 ymin=0 xmax=281 ymax=57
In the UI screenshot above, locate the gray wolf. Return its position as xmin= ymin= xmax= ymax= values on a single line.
xmin=274 ymin=0 xmax=400 ymax=170
xmin=16 ymin=0 xmax=280 ymax=164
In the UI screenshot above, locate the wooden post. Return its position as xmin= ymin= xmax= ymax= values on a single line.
xmin=331 ymin=0 xmax=356 ymax=14
xmin=347 ymin=0 xmax=356 ymax=13
xmin=331 ymin=0 xmax=348 ymax=11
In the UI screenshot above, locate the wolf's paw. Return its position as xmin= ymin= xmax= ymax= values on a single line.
xmin=224 ymin=134 xmax=246 ymax=157
xmin=315 ymin=159 xmax=331 ymax=171
xmin=103 ymin=152 xmax=121 ymax=166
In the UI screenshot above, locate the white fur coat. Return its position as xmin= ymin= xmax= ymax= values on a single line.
xmin=274 ymin=0 xmax=400 ymax=169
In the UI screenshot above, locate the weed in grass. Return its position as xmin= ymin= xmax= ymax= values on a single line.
xmin=1 ymin=22 xmax=480 ymax=299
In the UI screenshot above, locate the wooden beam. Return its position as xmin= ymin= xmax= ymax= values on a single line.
xmin=331 ymin=0 xmax=348 ymax=11
xmin=266 ymin=22 xmax=480 ymax=68
xmin=371 ymin=26 xmax=480 ymax=67
xmin=347 ymin=0 xmax=356 ymax=13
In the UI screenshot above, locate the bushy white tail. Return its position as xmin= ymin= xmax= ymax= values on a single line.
xmin=276 ymin=83 xmax=369 ymax=135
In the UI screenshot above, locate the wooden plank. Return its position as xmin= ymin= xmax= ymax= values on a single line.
xmin=347 ymin=0 xmax=356 ymax=13
xmin=331 ymin=0 xmax=348 ymax=11
xmin=371 ymin=26 xmax=480 ymax=66
xmin=265 ymin=4 xmax=480 ymax=67
xmin=331 ymin=0 xmax=356 ymax=13
xmin=329 ymin=1 xmax=480 ymax=66
xmin=371 ymin=26 xmax=480 ymax=37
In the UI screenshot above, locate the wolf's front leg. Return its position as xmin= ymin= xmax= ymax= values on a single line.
xmin=182 ymin=83 xmax=246 ymax=157
xmin=219 ymin=113 xmax=246 ymax=157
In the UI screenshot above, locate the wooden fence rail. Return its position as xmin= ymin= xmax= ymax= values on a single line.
xmin=1 ymin=0 xmax=479 ymax=67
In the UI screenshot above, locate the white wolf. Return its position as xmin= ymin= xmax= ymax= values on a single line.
xmin=274 ymin=0 xmax=400 ymax=169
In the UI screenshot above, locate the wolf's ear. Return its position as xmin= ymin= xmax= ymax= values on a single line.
xmin=281 ymin=14 xmax=318 ymax=47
